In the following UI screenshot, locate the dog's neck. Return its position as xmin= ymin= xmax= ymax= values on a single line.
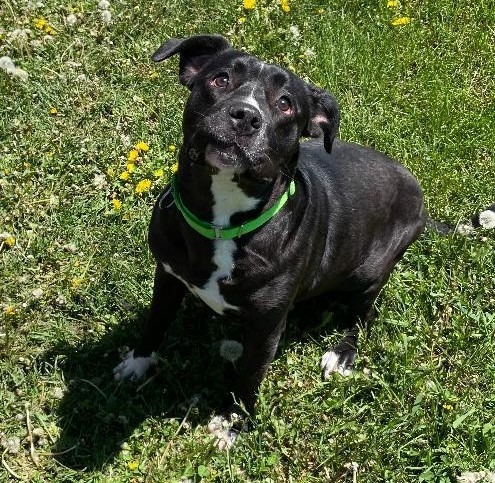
xmin=175 ymin=159 xmax=291 ymax=229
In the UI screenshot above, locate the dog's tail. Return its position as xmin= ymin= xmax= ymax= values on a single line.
xmin=426 ymin=203 xmax=495 ymax=235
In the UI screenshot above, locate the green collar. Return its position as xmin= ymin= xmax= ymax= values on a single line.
xmin=170 ymin=174 xmax=296 ymax=240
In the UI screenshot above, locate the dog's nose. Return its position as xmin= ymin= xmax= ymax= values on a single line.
xmin=229 ymin=103 xmax=262 ymax=135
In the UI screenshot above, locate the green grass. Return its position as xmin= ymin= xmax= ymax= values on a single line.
xmin=1 ymin=0 xmax=494 ymax=481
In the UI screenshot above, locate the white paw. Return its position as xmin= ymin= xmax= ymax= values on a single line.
xmin=207 ymin=415 xmax=241 ymax=451
xmin=321 ymin=351 xmax=352 ymax=379
xmin=113 ymin=350 xmax=156 ymax=382
xmin=479 ymin=209 xmax=495 ymax=229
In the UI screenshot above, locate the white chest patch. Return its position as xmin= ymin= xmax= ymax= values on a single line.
xmin=165 ymin=169 xmax=260 ymax=315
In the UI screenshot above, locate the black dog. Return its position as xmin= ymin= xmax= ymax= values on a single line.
xmin=114 ymin=34 xmax=495 ymax=448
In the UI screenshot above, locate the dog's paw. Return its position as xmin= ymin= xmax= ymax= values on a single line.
xmin=321 ymin=348 xmax=356 ymax=379
xmin=207 ymin=414 xmax=244 ymax=451
xmin=113 ymin=350 xmax=156 ymax=382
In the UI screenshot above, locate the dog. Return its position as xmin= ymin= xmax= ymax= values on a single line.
xmin=113 ymin=34 xmax=495 ymax=449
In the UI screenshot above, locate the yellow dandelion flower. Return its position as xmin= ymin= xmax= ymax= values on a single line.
xmin=153 ymin=168 xmax=164 ymax=178
xmin=4 ymin=236 xmax=16 ymax=247
xmin=387 ymin=0 xmax=398 ymax=7
xmin=135 ymin=179 xmax=152 ymax=194
xmin=127 ymin=460 xmax=139 ymax=471
xmin=442 ymin=403 xmax=453 ymax=411
xmin=280 ymin=0 xmax=290 ymax=12
xmin=71 ymin=277 xmax=83 ymax=290
xmin=111 ymin=198 xmax=122 ymax=210
xmin=135 ymin=141 xmax=150 ymax=152
xmin=168 ymin=144 xmax=176 ymax=152
xmin=49 ymin=107 xmax=58 ymax=115
xmin=317 ymin=8 xmax=324 ymax=14
xmin=119 ymin=171 xmax=130 ymax=181
xmin=243 ymin=0 xmax=256 ymax=9
xmin=4 ymin=305 xmax=15 ymax=316
xmin=170 ymin=163 xmax=178 ymax=173
xmin=126 ymin=162 xmax=136 ymax=173
xmin=127 ymin=149 xmax=139 ymax=162
xmin=391 ymin=16 xmax=411 ymax=26
xmin=238 ymin=17 xmax=247 ymax=23
xmin=150 ymin=71 xmax=159 ymax=79
xmin=33 ymin=17 xmax=48 ymax=30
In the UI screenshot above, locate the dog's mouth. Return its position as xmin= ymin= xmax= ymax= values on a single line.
xmin=204 ymin=142 xmax=247 ymax=172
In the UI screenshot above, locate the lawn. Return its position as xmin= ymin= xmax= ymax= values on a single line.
xmin=1 ymin=0 xmax=494 ymax=481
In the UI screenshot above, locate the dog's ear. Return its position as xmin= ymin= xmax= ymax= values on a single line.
xmin=303 ymin=84 xmax=340 ymax=154
xmin=151 ymin=35 xmax=231 ymax=88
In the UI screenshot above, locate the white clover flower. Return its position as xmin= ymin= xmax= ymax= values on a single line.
xmin=101 ymin=10 xmax=112 ymax=23
xmin=66 ymin=14 xmax=78 ymax=27
xmin=289 ymin=25 xmax=300 ymax=39
xmin=219 ymin=340 xmax=243 ymax=362
xmin=93 ymin=173 xmax=107 ymax=190
xmin=98 ymin=0 xmax=111 ymax=9
xmin=32 ymin=288 xmax=44 ymax=299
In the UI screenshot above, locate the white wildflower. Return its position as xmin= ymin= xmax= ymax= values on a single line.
xmin=0 ymin=56 xmax=16 ymax=73
xmin=32 ymin=288 xmax=44 ymax=299
xmin=98 ymin=0 xmax=111 ymax=9
xmin=93 ymin=173 xmax=107 ymax=190
xmin=457 ymin=471 xmax=495 ymax=483
xmin=304 ymin=48 xmax=316 ymax=58
xmin=219 ymin=340 xmax=243 ymax=362
xmin=289 ymin=25 xmax=300 ymax=39
xmin=7 ymin=29 xmax=31 ymax=42
xmin=101 ymin=10 xmax=112 ymax=23
xmin=66 ymin=14 xmax=78 ymax=27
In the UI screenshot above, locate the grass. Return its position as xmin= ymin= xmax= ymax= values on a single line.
xmin=1 ymin=0 xmax=494 ymax=481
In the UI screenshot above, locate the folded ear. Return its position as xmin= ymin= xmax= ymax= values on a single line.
xmin=151 ymin=35 xmax=231 ymax=88
xmin=303 ymin=84 xmax=340 ymax=153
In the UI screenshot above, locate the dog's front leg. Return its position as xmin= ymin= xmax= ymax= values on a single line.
xmin=113 ymin=263 xmax=186 ymax=381
xmin=208 ymin=313 xmax=287 ymax=449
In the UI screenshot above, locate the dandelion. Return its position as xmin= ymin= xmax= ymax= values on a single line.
xmin=387 ymin=0 xmax=398 ymax=7
xmin=111 ymin=198 xmax=122 ymax=210
xmin=238 ymin=16 xmax=247 ymax=23
xmin=71 ymin=277 xmax=83 ymax=290
xmin=33 ymin=17 xmax=56 ymax=34
xmin=153 ymin=168 xmax=164 ymax=178
xmin=150 ymin=71 xmax=158 ymax=79
xmin=0 ymin=232 xmax=16 ymax=249
xmin=220 ymin=340 xmax=243 ymax=362
xmin=170 ymin=163 xmax=178 ymax=173
xmin=0 ymin=56 xmax=28 ymax=81
xmin=127 ymin=149 xmax=139 ymax=162
xmin=243 ymin=0 xmax=256 ymax=9
xmin=119 ymin=171 xmax=130 ymax=181
xmin=101 ymin=10 xmax=112 ymax=23
xmin=391 ymin=16 xmax=411 ymax=26
xmin=127 ymin=460 xmax=139 ymax=471
xmin=32 ymin=288 xmax=44 ymax=299
xmin=442 ymin=403 xmax=454 ymax=411
xmin=135 ymin=141 xmax=150 ymax=152
xmin=4 ymin=305 xmax=15 ymax=316
xmin=168 ymin=144 xmax=176 ymax=152
xmin=280 ymin=0 xmax=290 ymax=12
xmin=98 ymin=0 xmax=111 ymax=10
xmin=49 ymin=107 xmax=58 ymax=115
xmin=135 ymin=179 xmax=152 ymax=194
xmin=126 ymin=162 xmax=136 ymax=173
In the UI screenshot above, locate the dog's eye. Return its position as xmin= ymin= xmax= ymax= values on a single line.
xmin=212 ymin=74 xmax=229 ymax=88
xmin=276 ymin=96 xmax=292 ymax=113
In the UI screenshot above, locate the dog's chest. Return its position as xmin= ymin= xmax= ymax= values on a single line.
xmin=165 ymin=170 xmax=260 ymax=315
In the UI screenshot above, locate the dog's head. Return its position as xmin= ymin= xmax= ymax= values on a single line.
xmin=152 ymin=34 xmax=339 ymax=180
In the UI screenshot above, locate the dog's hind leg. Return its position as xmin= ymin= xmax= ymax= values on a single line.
xmin=320 ymin=283 xmax=383 ymax=379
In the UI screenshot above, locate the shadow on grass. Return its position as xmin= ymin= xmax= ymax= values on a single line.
xmin=42 ymin=296 xmax=235 ymax=471
xmin=43 ymin=293 xmax=346 ymax=471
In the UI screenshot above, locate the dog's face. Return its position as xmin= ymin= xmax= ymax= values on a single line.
xmin=152 ymin=35 xmax=340 ymax=180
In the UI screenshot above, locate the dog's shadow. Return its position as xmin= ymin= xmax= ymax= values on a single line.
xmin=46 ymin=294 xmax=342 ymax=470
